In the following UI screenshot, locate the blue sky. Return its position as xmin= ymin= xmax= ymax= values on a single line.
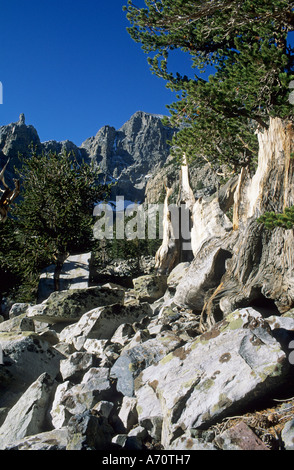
xmin=1 ymin=2 xmax=293 ymax=146
xmin=0 ymin=0 xmax=193 ymax=145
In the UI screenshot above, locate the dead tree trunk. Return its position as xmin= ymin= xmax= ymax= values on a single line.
xmin=0 ymin=159 xmax=20 ymax=222
xmin=155 ymin=154 xmax=195 ymax=274
xmin=201 ymin=117 xmax=294 ymax=328
xmin=155 ymin=183 xmax=180 ymax=274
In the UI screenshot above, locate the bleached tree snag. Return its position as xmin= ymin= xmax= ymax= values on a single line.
xmin=177 ymin=153 xmax=196 ymax=211
xmin=177 ymin=153 xmax=196 ymax=262
xmin=155 ymin=182 xmax=180 ymax=274
xmin=0 ymin=159 xmax=20 ymax=222
xmin=155 ymin=154 xmax=197 ymax=273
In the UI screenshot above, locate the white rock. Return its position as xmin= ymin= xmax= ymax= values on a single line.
xmin=60 ymin=352 xmax=95 ymax=381
xmin=59 ymin=303 xmax=152 ymax=350
xmin=51 ymin=381 xmax=72 ymax=429
xmin=92 ymin=401 xmax=114 ymax=419
xmin=118 ymin=397 xmax=138 ymax=432
xmin=0 ymin=373 xmax=55 ymax=449
xmin=135 ymin=308 xmax=288 ymax=447
xmin=110 ymin=323 xmax=135 ymax=346
xmin=3 ymin=428 xmax=68 ymax=450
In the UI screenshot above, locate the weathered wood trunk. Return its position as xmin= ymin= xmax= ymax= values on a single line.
xmin=0 ymin=159 xmax=20 ymax=222
xmin=154 ymin=183 xmax=180 ymax=275
xmin=155 ymin=154 xmax=195 ymax=274
xmin=201 ymin=118 xmax=294 ymax=328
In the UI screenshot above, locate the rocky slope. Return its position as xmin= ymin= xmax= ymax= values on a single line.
xmin=0 ymin=273 xmax=294 ymax=451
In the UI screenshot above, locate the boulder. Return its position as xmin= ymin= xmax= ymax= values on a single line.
xmin=132 ymin=274 xmax=167 ymax=303
xmin=60 ymin=352 xmax=98 ymax=382
xmin=50 ymin=381 xmax=73 ymax=429
xmin=110 ymin=323 xmax=135 ymax=346
xmin=118 ymin=396 xmax=138 ymax=432
xmin=0 ymin=373 xmax=55 ymax=449
xmin=167 ymin=435 xmax=218 ymax=451
xmin=27 ymin=285 xmax=125 ymax=324
xmin=55 ymin=368 xmax=117 ymax=420
xmin=58 ymin=302 xmax=152 ymax=351
xmin=2 ymin=428 xmax=68 ymax=450
xmin=0 ymin=313 xmax=35 ymax=333
xmin=66 ymin=410 xmax=114 ymax=450
xmin=214 ymin=421 xmax=269 ymax=450
xmin=0 ymin=331 xmax=63 ymax=406
xmin=134 ymin=308 xmax=289 ymax=447
xmin=111 ymin=332 xmax=183 ymax=397
xmin=9 ymin=303 xmax=31 ymax=319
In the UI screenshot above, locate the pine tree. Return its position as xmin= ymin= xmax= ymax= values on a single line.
xmin=258 ymin=206 xmax=294 ymax=230
xmin=7 ymin=150 xmax=110 ymax=300
xmin=124 ymin=0 xmax=294 ymax=171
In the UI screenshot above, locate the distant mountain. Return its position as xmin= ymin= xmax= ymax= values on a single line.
xmin=80 ymin=111 xmax=176 ymax=201
xmin=0 ymin=111 xmax=176 ymax=201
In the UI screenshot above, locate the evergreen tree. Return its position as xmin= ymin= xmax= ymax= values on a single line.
xmin=5 ymin=150 xmax=110 ymax=301
xmin=258 ymin=206 xmax=294 ymax=230
xmin=124 ymin=0 xmax=294 ymax=171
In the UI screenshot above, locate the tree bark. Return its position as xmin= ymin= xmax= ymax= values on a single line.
xmin=201 ymin=118 xmax=294 ymax=328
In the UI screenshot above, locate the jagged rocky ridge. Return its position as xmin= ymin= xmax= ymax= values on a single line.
xmin=0 ymin=112 xmax=176 ymax=202
xmin=0 ymin=112 xmax=220 ymax=204
xmin=0 ymin=117 xmax=294 ymax=451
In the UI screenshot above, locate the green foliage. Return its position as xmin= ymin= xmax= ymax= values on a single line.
xmin=124 ymin=0 xmax=294 ymax=170
xmin=258 ymin=206 xmax=294 ymax=230
xmin=0 ymin=150 xmax=110 ymax=303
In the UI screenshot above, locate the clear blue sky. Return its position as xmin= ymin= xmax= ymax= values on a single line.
xmin=0 ymin=0 xmax=193 ymax=146
xmin=1 ymin=2 xmax=293 ymax=146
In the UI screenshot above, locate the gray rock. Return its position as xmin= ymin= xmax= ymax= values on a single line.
xmin=66 ymin=410 xmax=113 ymax=450
xmin=92 ymin=401 xmax=114 ymax=419
xmin=50 ymin=381 xmax=73 ymax=429
xmin=58 ymin=368 xmax=117 ymax=419
xmin=167 ymin=435 xmax=218 ymax=451
xmin=9 ymin=303 xmax=30 ymax=319
xmin=0 ymin=332 xmax=63 ymax=406
xmin=0 ymin=373 xmax=55 ymax=449
xmin=110 ymin=323 xmax=135 ymax=346
xmin=59 ymin=302 xmax=152 ymax=351
xmin=118 ymin=396 xmax=138 ymax=432
xmin=281 ymin=419 xmax=294 ymax=450
xmin=111 ymin=332 xmax=183 ymax=397
xmin=132 ymin=274 xmax=168 ymax=303
xmin=60 ymin=352 xmax=97 ymax=382
xmin=0 ymin=313 xmax=35 ymax=333
xmin=135 ymin=384 xmax=163 ymax=441
xmin=27 ymin=285 xmax=125 ymax=324
xmin=135 ymin=308 xmax=289 ymax=447
xmin=3 ymin=428 xmax=68 ymax=450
